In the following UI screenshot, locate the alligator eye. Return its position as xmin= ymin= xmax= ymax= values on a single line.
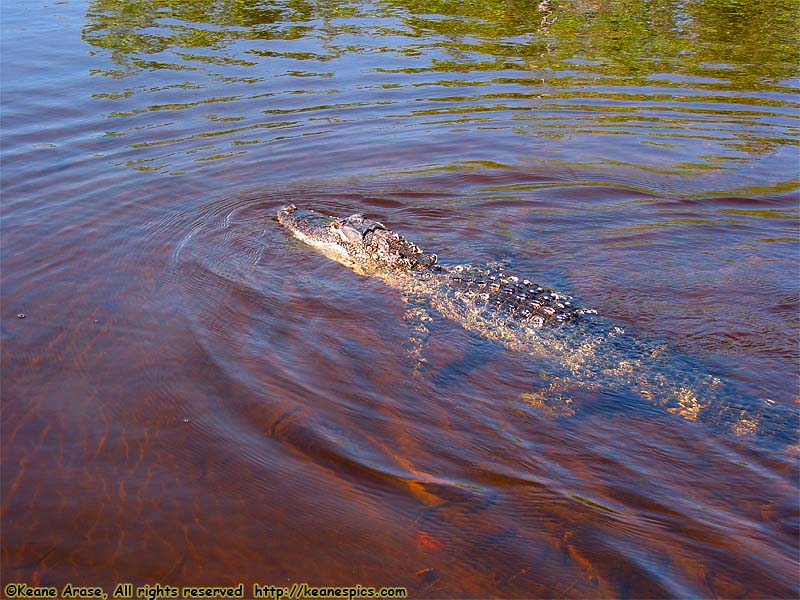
xmin=330 ymin=221 xmax=352 ymax=243
xmin=334 ymin=224 xmax=362 ymax=244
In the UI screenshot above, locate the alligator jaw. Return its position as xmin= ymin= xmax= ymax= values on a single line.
xmin=277 ymin=205 xmax=438 ymax=275
xmin=277 ymin=204 xmax=355 ymax=265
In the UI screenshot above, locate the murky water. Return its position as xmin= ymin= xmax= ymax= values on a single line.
xmin=2 ymin=0 xmax=798 ymax=597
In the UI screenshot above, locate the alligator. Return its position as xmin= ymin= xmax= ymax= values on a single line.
xmin=277 ymin=204 xmax=797 ymax=445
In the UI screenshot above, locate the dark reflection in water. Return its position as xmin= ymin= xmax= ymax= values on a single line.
xmin=1 ymin=0 xmax=798 ymax=598
xmin=38 ymin=0 xmax=792 ymax=186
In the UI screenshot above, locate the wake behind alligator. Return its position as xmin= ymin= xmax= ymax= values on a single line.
xmin=277 ymin=205 xmax=797 ymax=445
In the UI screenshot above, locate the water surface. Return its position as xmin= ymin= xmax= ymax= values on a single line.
xmin=2 ymin=0 xmax=799 ymax=597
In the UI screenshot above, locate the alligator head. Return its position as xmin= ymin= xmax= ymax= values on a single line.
xmin=277 ymin=205 xmax=438 ymax=275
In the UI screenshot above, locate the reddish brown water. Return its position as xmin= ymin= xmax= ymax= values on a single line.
xmin=2 ymin=1 xmax=799 ymax=598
